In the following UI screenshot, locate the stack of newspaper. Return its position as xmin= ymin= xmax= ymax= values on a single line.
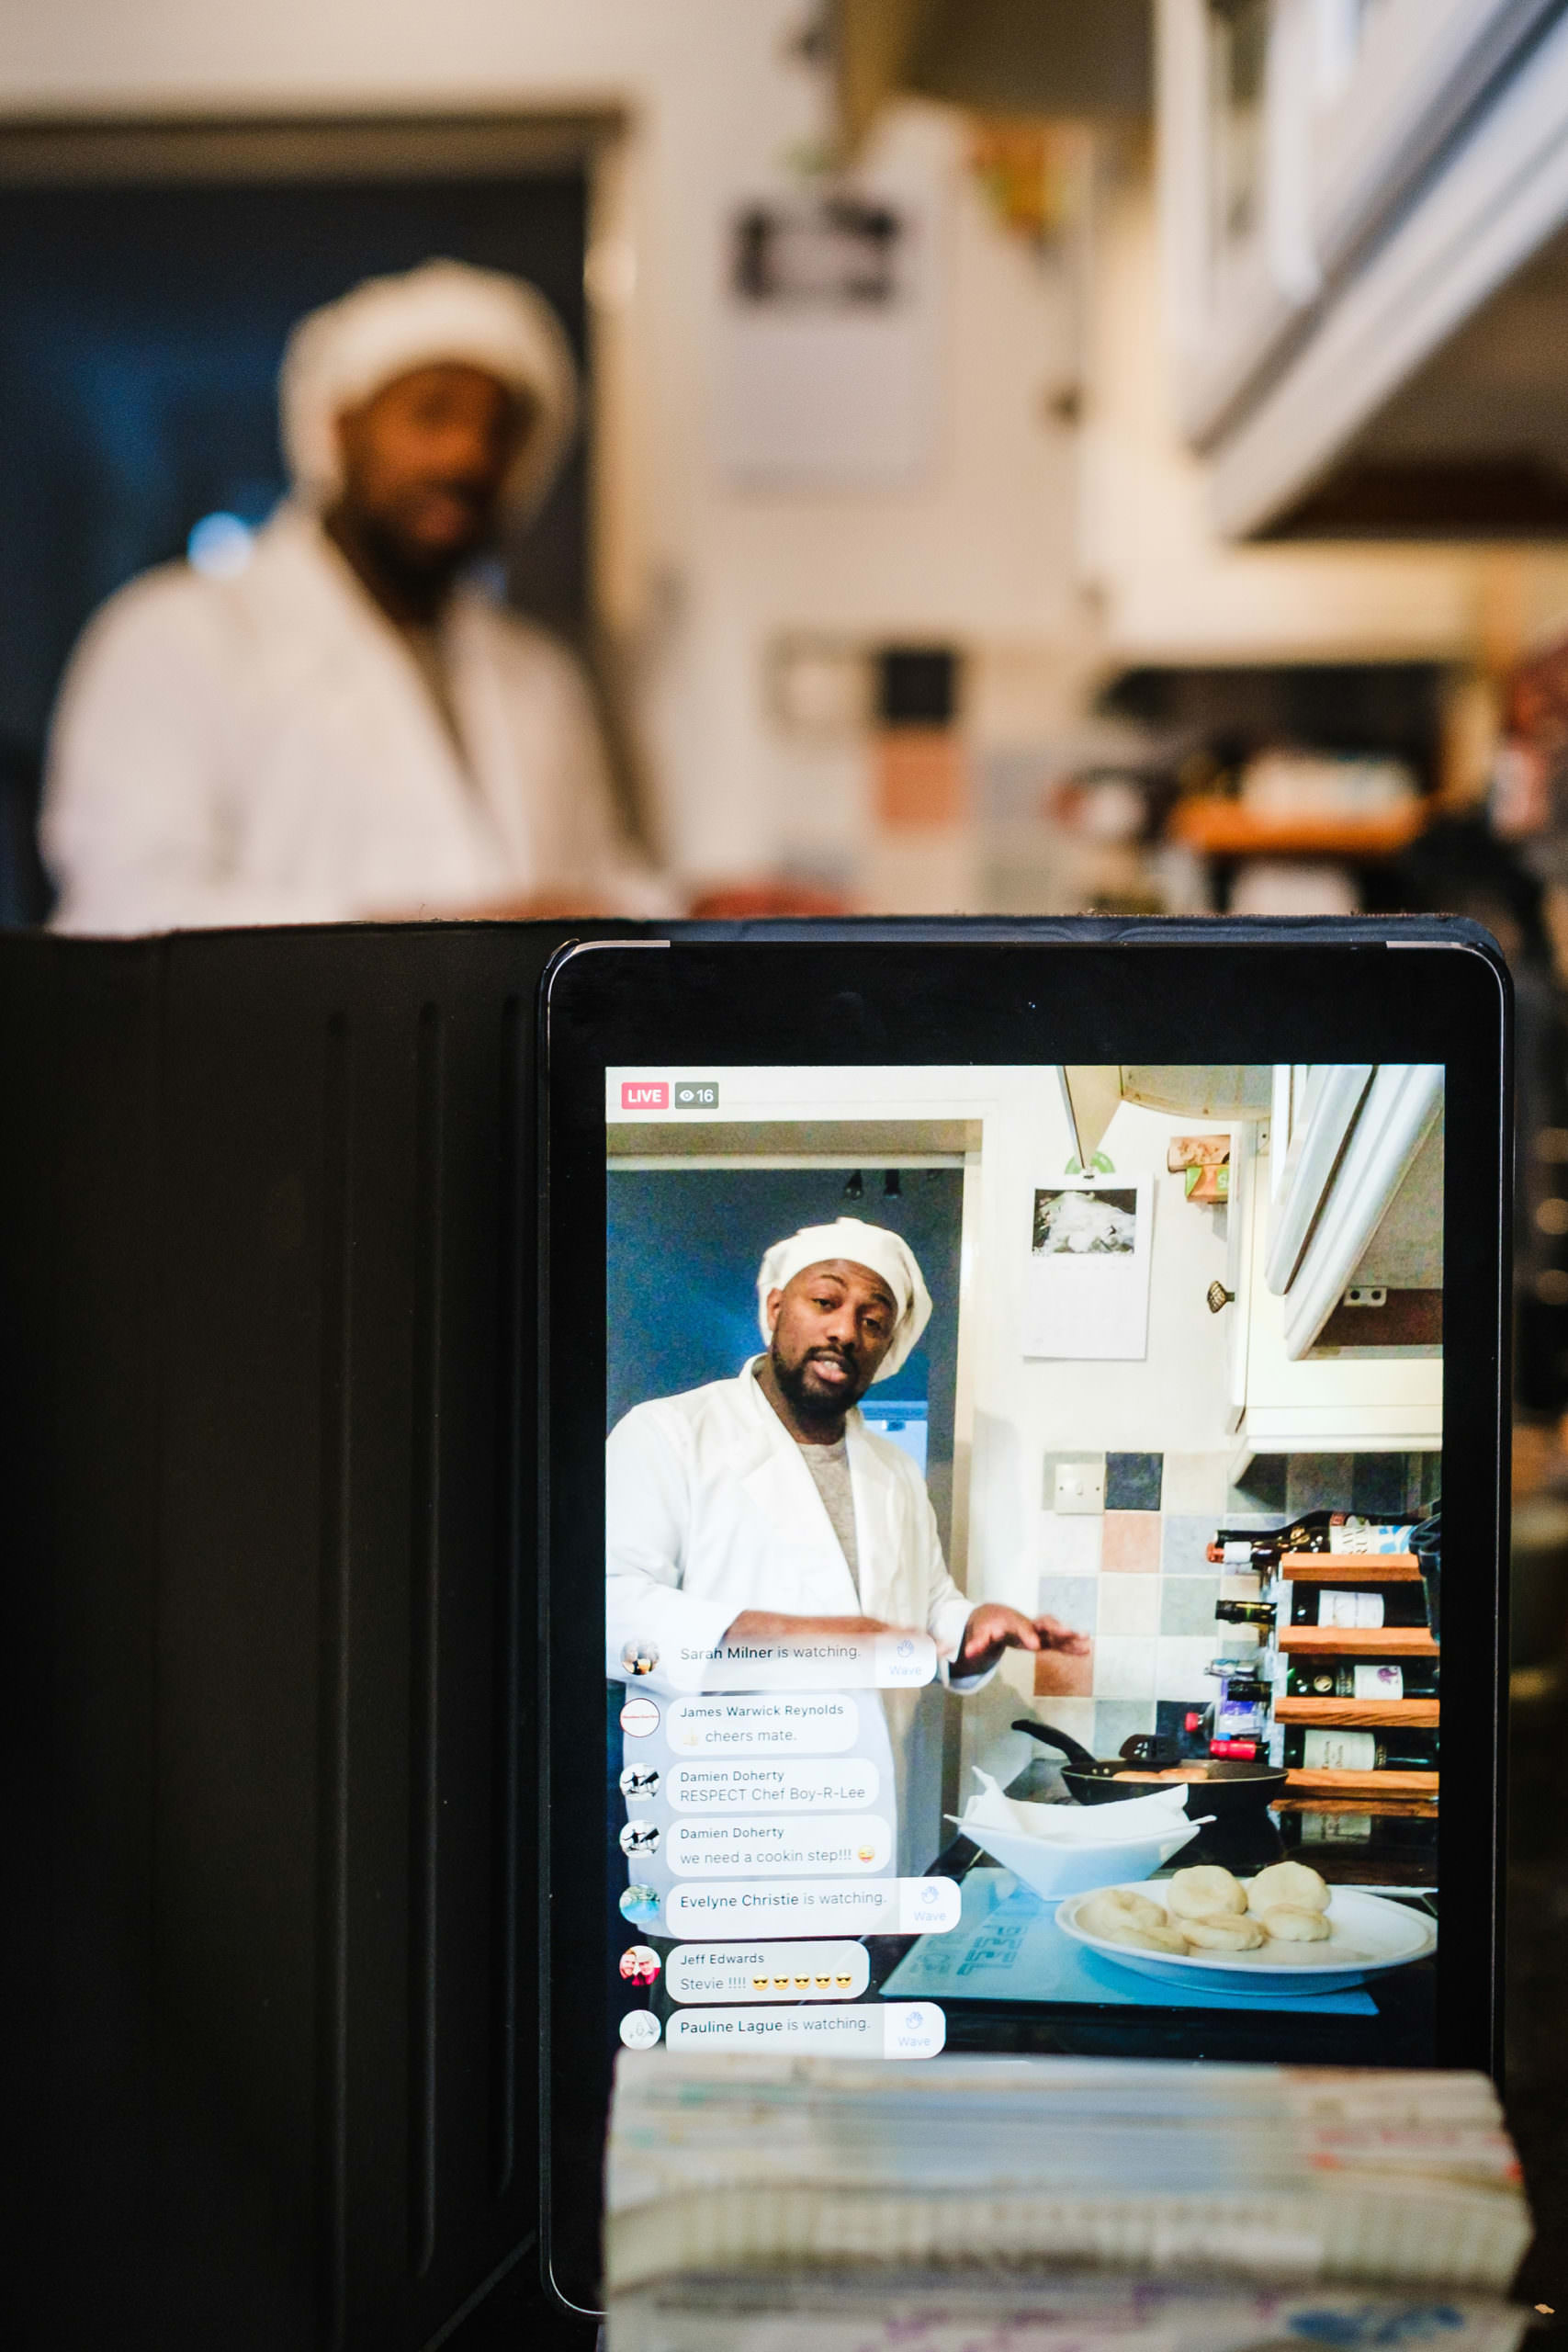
xmin=604 ymin=2054 xmax=1533 ymax=2352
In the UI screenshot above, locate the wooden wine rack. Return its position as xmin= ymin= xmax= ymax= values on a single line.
xmin=1273 ymin=1696 xmax=1438 ymax=1729
xmin=1280 ymin=1764 xmax=1438 ymax=1821
xmin=1275 ymin=1626 xmax=1437 ymax=1657
xmin=1280 ymin=1552 xmax=1423 ymax=1581
xmin=1214 ymin=1547 xmax=1438 ymax=1824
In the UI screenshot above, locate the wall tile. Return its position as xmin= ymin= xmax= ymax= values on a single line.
xmin=1036 ymin=1575 xmax=1099 ymax=1634
xmin=1159 ymin=1576 xmax=1221 ymax=1636
xmin=1161 ymin=1513 xmax=1219 ymax=1573
xmin=1286 ymin=1453 xmax=1355 ymax=1514
xmin=1155 ymin=1635 xmax=1215 ymax=1702
xmin=1105 ymin=1451 xmax=1163 ymax=1510
xmin=1101 ymin=1510 xmax=1160 ymax=1573
xmin=1039 ymin=1512 xmax=1102 ymax=1575
xmin=1094 ymin=1699 xmax=1156 ymax=1754
xmin=1092 ymin=1634 xmax=1156 ymax=1699
xmin=1214 ymin=1512 xmax=1287 ymax=1540
xmin=1161 ymin=1452 xmax=1229 ymax=1515
xmin=1228 ymin=1456 xmax=1287 ymax=1515
xmin=1023 ymin=1696 xmax=1096 ymax=1753
xmin=1098 ymin=1574 xmax=1160 ymax=1636
xmin=1035 ymin=1640 xmax=1092 ymax=1698
xmin=1351 ymin=1453 xmax=1411 ymax=1520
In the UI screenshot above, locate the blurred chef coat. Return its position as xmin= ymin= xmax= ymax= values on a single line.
xmin=41 ymin=503 xmax=665 ymax=933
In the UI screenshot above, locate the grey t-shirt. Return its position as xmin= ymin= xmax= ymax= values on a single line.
xmin=800 ymin=1435 xmax=861 ymax=1597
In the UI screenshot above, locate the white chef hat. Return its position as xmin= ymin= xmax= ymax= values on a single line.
xmin=278 ymin=258 xmax=579 ymax=520
xmin=755 ymin=1218 xmax=932 ymax=1384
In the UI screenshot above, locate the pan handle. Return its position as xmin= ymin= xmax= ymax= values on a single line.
xmin=1011 ymin=1716 xmax=1100 ymax=1771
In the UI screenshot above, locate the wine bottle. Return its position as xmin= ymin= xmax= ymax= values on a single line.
xmin=1286 ymin=1585 xmax=1429 ymax=1630
xmin=1206 ymin=1661 xmax=1269 ymax=1699
xmin=1283 ymin=1727 xmax=1438 ymax=1772
xmin=1214 ymin=1598 xmax=1276 ymax=1627
xmin=1285 ymin=1660 xmax=1438 ymax=1701
xmin=1206 ymin=1511 xmax=1416 ymax=1566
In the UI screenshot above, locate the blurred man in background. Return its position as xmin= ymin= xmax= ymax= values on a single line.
xmin=41 ymin=260 xmax=668 ymax=932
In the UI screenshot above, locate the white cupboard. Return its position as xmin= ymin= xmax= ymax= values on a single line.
xmin=1223 ymin=1074 xmax=1443 ymax=1471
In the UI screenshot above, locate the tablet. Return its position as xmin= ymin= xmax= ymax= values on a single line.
xmin=538 ymin=918 xmax=1509 ymax=2314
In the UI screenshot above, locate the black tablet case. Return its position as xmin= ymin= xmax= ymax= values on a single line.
xmin=2 ymin=915 xmax=1503 ymax=2346
xmin=2 ymin=922 xmax=615 ymax=2350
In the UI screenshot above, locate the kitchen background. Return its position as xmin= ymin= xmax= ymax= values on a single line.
xmin=1034 ymin=1443 xmax=1439 ymax=1758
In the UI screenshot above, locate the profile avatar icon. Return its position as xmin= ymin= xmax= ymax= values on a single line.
xmin=619 ymin=1883 xmax=660 ymax=1930
xmin=619 ymin=1944 xmax=661 ymax=1985
xmin=619 ymin=1763 xmax=661 ymax=1802
xmin=619 ymin=1818 xmax=660 ymax=1858
xmin=621 ymin=1637 xmax=659 ymax=1678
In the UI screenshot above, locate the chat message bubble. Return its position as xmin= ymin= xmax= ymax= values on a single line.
xmin=668 ymin=1758 xmax=879 ymax=1815
xmin=665 ymin=1941 xmax=870 ymax=2004
xmin=663 ymin=1877 xmax=962 ymax=1940
xmin=664 ymin=2003 xmax=945 ymax=2058
xmin=664 ymin=1695 xmax=860 ymax=1755
xmin=668 ymin=1815 xmax=891 ymax=1878
xmin=680 ymin=1632 xmax=936 ymax=1691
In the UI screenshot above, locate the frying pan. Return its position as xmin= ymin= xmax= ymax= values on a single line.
xmin=1012 ymin=1719 xmax=1287 ymax=1817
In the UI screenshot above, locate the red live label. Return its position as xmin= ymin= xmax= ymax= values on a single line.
xmin=621 ymin=1081 xmax=669 ymax=1109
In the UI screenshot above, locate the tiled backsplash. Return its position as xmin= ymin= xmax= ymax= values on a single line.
xmin=1032 ymin=1448 xmax=1438 ymax=1757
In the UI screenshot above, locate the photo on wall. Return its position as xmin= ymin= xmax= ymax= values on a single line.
xmin=1032 ymin=1185 xmax=1138 ymax=1255
xmin=1023 ymin=1174 xmax=1154 ymax=1360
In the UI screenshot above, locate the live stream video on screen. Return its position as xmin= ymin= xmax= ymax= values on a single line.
xmin=603 ymin=1063 xmax=1443 ymax=2062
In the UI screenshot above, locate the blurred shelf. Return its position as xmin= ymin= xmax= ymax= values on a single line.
xmin=1168 ymin=800 xmax=1427 ymax=857
xmin=1276 ymin=1627 xmax=1438 ymax=1656
xmin=1281 ymin=1552 xmax=1423 ymax=1581
xmin=1285 ymin=1766 xmax=1438 ymax=1798
xmin=1275 ymin=1697 xmax=1439 ymax=1727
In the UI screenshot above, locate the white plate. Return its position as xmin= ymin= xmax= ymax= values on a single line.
xmin=1055 ymin=1879 xmax=1436 ymax=1996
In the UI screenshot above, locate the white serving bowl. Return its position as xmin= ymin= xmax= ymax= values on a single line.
xmin=952 ymin=1815 xmax=1202 ymax=1902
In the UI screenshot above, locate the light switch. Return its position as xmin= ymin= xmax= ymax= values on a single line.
xmin=1053 ymin=1460 xmax=1105 ymax=1514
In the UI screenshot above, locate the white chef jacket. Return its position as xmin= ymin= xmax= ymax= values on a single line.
xmin=41 ymin=503 xmax=665 ymax=934
xmin=605 ymin=1359 xmax=990 ymax=1878
xmin=605 ymin=1359 xmax=980 ymax=1696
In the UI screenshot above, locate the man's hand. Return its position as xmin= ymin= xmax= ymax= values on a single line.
xmin=722 ymin=1609 xmax=912 ymax=1645
xmin=956 ymin=1605 xmax=1091 ymax=1677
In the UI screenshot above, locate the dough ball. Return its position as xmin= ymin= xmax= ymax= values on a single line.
xmin=1078 ymin=1889 xmax=1165 ymax=1938
xmin=1168 ymin=1865 xmax=1247 ymax=1919
xmin=1247 ymin=1861 xmax=1329 ymax=1917
xmin=1181 ymin=1914 xmax=1266 ymax=1952
xmin=1104 ymin=1917 xmax=1191 ymax=1955
xmin=1258 ymin=1905 xmax=1333 ymax=1943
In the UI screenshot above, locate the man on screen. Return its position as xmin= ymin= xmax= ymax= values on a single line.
xmin=604 ymin=1216 xmax=1088 ymax=1692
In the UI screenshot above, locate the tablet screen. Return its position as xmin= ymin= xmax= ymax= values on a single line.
xmin=601 ymin=1059 xmax=1444 ymax=2068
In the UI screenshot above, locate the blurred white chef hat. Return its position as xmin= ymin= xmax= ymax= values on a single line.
xmin=279 ymin=258 xmax=578 ymax=520
xmin=756 ymin=1218 xmax=932 ymax=1384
